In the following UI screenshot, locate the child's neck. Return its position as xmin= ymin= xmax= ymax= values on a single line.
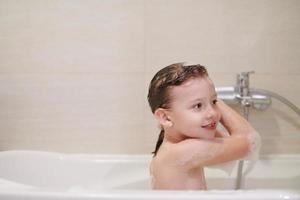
xmin=164 ymin=130 xmax=188 ymax=144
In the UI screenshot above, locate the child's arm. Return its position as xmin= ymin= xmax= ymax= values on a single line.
xmin=217 ymin=99 xmax=255 ymax=136
xmin=174 ymin=99 xmax=259 ymax=168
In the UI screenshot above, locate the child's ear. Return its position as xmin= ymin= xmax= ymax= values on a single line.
xmin=154 ymin=108 xmax=173 ymax=128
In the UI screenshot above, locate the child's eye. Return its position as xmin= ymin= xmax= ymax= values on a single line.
xmin=212 ymin=99 xmax=218 ymax=105
xmin=194 ymin=103 xmax=202 ymax=109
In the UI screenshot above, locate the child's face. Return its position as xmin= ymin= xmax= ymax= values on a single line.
xmin=167 ymin=77 xmax=221 ymax=140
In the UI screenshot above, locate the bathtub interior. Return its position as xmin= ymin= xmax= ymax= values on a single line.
xmin=0 ymin=151 xmax=299 ymax=192
xmin=0 ymin=152 xmax=148 ymax=191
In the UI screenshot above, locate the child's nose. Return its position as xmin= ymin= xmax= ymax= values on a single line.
xmin=205 ymin=105 xmax=218 ymax=119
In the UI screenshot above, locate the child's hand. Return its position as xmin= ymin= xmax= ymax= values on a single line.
xmin=215 ymin=99 xmax=255 ymax=136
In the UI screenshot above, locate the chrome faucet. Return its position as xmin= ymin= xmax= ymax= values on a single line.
xmin=216 ymin=71 xmax=272 ymax=110
xmin=236 ymin=71 xmax=254 ymax=97
xmin=236 ymin=71 xmax=254 ymax=107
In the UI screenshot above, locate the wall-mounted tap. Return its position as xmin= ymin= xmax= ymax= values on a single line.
xmin=236 ymin=71 xmax=254 ymax=97
xmin=216 ymin=71 xmax=272 ymax=110
xmin=235 ymin=71 xmax=255 ymax=107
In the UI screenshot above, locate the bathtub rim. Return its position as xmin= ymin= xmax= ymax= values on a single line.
xmin=0 ymin=149 xmax=299 ymax=160
xmin=0 ymin=188 xmax=300 ymax=200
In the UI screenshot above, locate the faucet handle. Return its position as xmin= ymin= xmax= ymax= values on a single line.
xmin=240 ymin=71 xmax=255 ymax=77
xmin=236 ymin=71 xmax=255 ymax=96
xmin=238 ymin=71 xmax=255 ymax=81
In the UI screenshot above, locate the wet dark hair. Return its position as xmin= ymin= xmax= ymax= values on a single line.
xmin=147 ymin=63 xmax=208 ymax=156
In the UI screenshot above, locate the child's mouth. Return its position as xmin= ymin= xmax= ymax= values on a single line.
xmin=202 ymin=122 xmax=217 ymax=130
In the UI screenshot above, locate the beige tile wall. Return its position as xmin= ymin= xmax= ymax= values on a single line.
xmin=0 ymin=0 xmax=299 ymax=155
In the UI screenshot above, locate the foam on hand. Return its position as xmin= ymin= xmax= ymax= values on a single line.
xmin=242 ymin=130 xmax=261 ymax=175
xmin=209 ymin=130 xmax=261 ymax=176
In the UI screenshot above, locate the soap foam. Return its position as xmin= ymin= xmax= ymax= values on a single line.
xmin=173 ymin=129 xmax=261 ymax=176
xmin=210 ymin=131 xmax=261 ymax=176
xmin=242 ymin=130 xmax=261 ymax=175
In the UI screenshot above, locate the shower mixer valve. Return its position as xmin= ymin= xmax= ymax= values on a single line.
xmin=216 ymin=71 xmax=272 ymax=110
xmin=236 ymin=71 xmax=255 ymax=97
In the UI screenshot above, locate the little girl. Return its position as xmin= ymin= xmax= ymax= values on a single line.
xmin=147 ymin=63 xmax=260 ymax=190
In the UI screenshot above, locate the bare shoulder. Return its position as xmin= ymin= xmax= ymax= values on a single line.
xmin=151 ymin=140 xmax=197 ymax=170
xmin=152 ymin=142 xmax=180 ymax=164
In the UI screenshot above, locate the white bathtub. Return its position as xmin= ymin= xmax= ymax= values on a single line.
xmin=0 ymin=151 xmax=299 ymax=200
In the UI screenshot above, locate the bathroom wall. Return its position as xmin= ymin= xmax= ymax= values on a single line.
xmin=0 ymin=0 xmax=299 ymax=154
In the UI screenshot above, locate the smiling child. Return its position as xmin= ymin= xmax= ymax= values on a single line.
xmin=147 ymin=63 xmax=260 ymax=190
